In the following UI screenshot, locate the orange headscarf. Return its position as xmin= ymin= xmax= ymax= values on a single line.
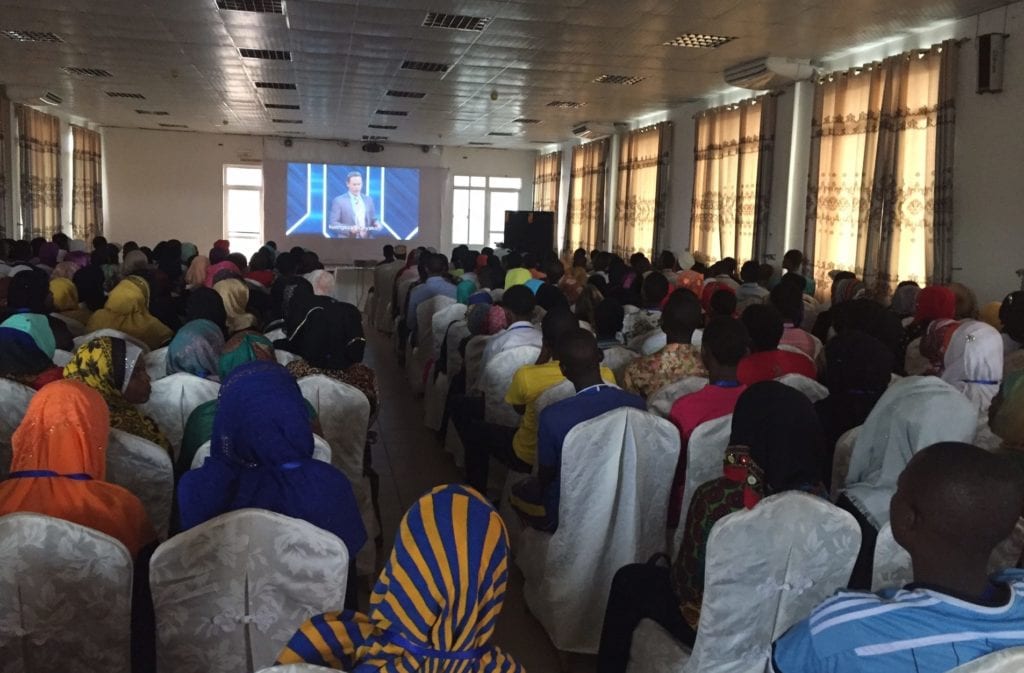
xmin=0 ymin=380 xmax=155 ymax=556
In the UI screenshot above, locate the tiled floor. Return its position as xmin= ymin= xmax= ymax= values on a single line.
xmin=363 ymin=327 xmax=598 ymax=673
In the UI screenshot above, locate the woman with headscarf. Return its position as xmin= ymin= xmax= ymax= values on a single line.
xmin=185 ymin=255 xmax=210 ymax=289
xmin=304 ymin=269 xmax=336 ymax=298
xmin=838 ymin=376 xmax=977 ymax=588
xmin=178 ymin=361 xmax=366 ymax=604
xmin=213 ymin=278 xmax=258 ymax=335
xmin=596 ymin=382 xmax=827 ymax=671
xmin=122 ymin=249 xmax=149 ymax=275
xmin=73 ymin=264 xmax=107 ymax=312
xmin=941 ymin=319 xmax=1004 ymax=424
xmin=6 ymin=267 xmax=75 ymax=351
xmin=904 ymin=285 xmax=957 ymax=375
xmin=50 ymin=276 xmax=93 ymax=327
xmin=814 ymin=331 xmax=894 ymax=474
xmin=890 ymin=281 xmax=920 ymax=322
xmin=949 ymin=281 xmax=980 ymax=320
xmin=277 ymin=483 xmax=522 ymax=672
xmin=268 ymin=275 xmax=314 ymax=332
xmin=36 ymin=241 xmax=60 ymax=270
xmin=245 ymin=248 xmax=275 ymax=288
xmin=166 ymin=319 xmax=224 ymax=378
xmin=50 ymin=261 xmax=80 ymax=281
xmin=184 ymin=286 xmax=227 ymax=335
xmin=177 ymin=332 xmax=281 ymax=477
xmin=205 ymin=260 xmax=241 ymax=288
xmin=180 ymin=242 xmax=198 ymax=267
xmin=810 ymin=274 xmax=865 ymax=341
xmin=283 ymin=299 xmax=379 ymax=418
xmin=0 ymin=380 xmax=155 ymax=557
xmin=0 ymin=314 xmax=62 ymax=389
xmin=63 ymin=336 xmax=171 ymax=452
xmin=86 ymin=276 xmax=173 ymax=349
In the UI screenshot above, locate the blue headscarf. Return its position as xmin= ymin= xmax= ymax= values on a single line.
xmin=166 ymin=319 xmax=225 ymax=377
xmin=177 ymin=361 xmax=366 ymax=555
xmin=278 ymin=484 xmax=522 ymax=673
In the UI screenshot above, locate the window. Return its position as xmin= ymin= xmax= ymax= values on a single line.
xmin=451 ymin=175 xmax=522 ymax=247
xmin=223 ymin=164 xmax=263 ymax=259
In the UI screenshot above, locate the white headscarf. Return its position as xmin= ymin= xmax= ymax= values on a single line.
xmin=844 ymin=376 xmax=977 ymax=529
xmin=941 ymin=319 xmax=1003 ymax=417
xmin=303 ymin=269 xmax=336 ymax=298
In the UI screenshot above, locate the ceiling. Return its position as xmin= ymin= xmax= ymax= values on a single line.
xmin=0 ymin=0 xmax=1008 ymax=149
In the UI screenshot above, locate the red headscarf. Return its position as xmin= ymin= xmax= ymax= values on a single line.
xmin=914 ymin=286 xmax=956 ymax=323
xmin=213 ymin=239 xmax=231 ymax=251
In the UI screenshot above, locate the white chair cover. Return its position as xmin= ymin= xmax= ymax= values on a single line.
xmin=673 ymin=414 xmax=732 ymax=558
xmin=395 ymin=277 xmax=415 ymax=323
xmin=52 ymin=348 xmax=73 ymax=368
xmin=776 ymin=373 xmax=829 ymax=403
xmin=482 ymin=346 xmax=541 ymax=427
xmin=535 ymin=379 xmax=575 ymax=417
xmin=137 ymin=372 xmax=220 ymax=458
xmin=408 ymin=296 xmax=456 ymax=393
xmin=107 ymin=428 xmax=174 ymax=540
xmin=444 ymin=320 xmax=470 ymax=378
xmin=297 ymin=375 xmax=376 ymax=575
xmin=628 ymin=492 xmax=861 ymax=673
xmin=191 ymin=434 xmax=333 ymax=470
xmin=145 ymin=345 xmax=170 ymax=381
xmin=151 ymin=509 xmax=349 ymax=673
xmin=275 ymin=349 xmax=302 ymax=367
xmin=372 ymin=262 xmax=400 ymax=332
xmin=602 ymin=345 xmax=639 ymax=386
xmin=646 ymin=376 xmax=708 ymax=419
xmin=872 ymin=522 xmax=913 ymax=591
xmin=464 ymin=335 xmax=492 ymax=395
xmin=0 ymin=513 xmax=133 ymax=672
xmin=73 ymin=328 xmax=150 ymax=353
xmin=518 ymin=407 xmax=681 ymax=653
xmin=830 ymin=425 xmax=861 ymax=500
xmin=0 ymin=379 xmax=34 ymax=480
xmin=264 ymin=328 xmax=285 ymax=342
xmin=431 ymin=302 xmax=467 ymax=360
xmin=949 ymin=647 xmax=1024 ymax=672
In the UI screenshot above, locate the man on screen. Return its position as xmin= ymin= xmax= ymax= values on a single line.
xmin=328 ymin=171 xmax=382 ymax=238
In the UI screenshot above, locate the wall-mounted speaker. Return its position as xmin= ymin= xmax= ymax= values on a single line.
xmin=977 ymin=33 xmax=1007 ymax=94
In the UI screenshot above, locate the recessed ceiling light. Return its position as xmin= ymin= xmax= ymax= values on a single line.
xmin=106 ymin=91 xmax=146 ymax=99
xmin=239 ymin=48 xmax=291 ymax=61
xmin=386 ymin=90 xmax=427 ymax=99
xmin=514 ymin=118 xmax=542 ymax=124
xmin=39 ymin=92 xmax=62 ymax=106
xmin=375 ymin=109 xmax=408 ymax=116
xmin=158 ymin=123 xmax=188 ymax=129
xmin=368 ymin=124 xmax=397 ymax=130
xmin=264 ymin=103 xmax=300 ymax=110
xmin=363 ymin=135 xmax=389 ymax=141
xmin=272 ymin=118 xmax=302 ymax=124
xmin=422 ymin=12 xmax=492 ymax=32
xmin=62 ymin=66 xmax=113 ymax=78
xmin=488 ymin=131 xmax=514 ymax=136
xmin=2 ymin=30 xmax=63 ymax=43
xmin=135 ymin=109 xmax=170 ymax=116
xmin=593 ymin=74 xmax=646 ymax=85
xmin=255 ymin=81 xmax=296 ymax=90
xmin=547 ymin=101 xmax=586 ymax=109
xmin=401 ymin=60 xmax=450 ymax=73
xmin=216 ymin=0 xmax=283 ymax=14
xmin=468 ymin=141 xmax=494 ymax=146
xmin=663 ymin=33 xmax=735 ymax=48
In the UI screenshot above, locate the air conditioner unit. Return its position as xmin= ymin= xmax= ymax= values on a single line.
xmin=572 ymin=122 xmax=622 ymax=140
xmin=724 ymin=57 xmax=816 ymax=90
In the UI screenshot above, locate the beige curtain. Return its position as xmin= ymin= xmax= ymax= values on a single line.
xmin=0 ymin=92 xmax=10 ymax=238
xmin=564 ymin=138 xmax=609 ymax=255
xmin=804 ymin=41 xmax=960 ymax=299
xmin=533 ymin=151 xmax=561 ymax=213
xmin=17 ymin=105 xmax=62 ymax=239
xmin=690 ymin=94 xmax=776 ymax=264
xmin=72 ymin=125 xmax=103 ymax=241
xmin=614 ymin=122 xmax=672 ymax=259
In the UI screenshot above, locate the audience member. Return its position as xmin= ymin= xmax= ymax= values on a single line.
xmin=737 ymin=304 xmax=817 ymax=385
xmin=510 ymin=329 xmax=645 ymax=531
xmin=49 ymin=276 xmax=92 ymax=326
xmin=86 ymin=275 xmax=173 ymax=349
xmin=623 ymin=290 xmax=707 ymax=398
xmin=0 ymin=313 xmax=62 ymax=389
xmin=736 ymin=260 xmax=769 ymax=305
xmin=406 ymin=253 xmax=456 ymax=338
xmin=623 ymin=272 xmax=669 ymax=345
xmin=773 ymin=442 xmax=1024 ymax=672
xmin=481 ymin=285 xmax=541 ymax=366
xmin=213 ymin=278 xmax=258 ymax=335
xmin=770 ymin=280 xmax=821 ymax=364
xmin=166 ymin=319 xmax=225 ymax=378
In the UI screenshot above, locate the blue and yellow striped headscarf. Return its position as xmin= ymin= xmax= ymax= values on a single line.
xmin=278 ymin=484 xmax=523 ymax=672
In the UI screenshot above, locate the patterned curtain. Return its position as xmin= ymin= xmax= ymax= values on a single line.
xmin=614 ymin=122 xmax=672 ymax=259
xmin=17 ymin=105 xmax=62 ymax=239
xmin=72 ymin=125 xmax=103 ymax=241
xmin=533 ymin=151 xmax=561 ymax=213
xmin=690 ymin=94 xmax=776 ymax=264
xmin=803 ymin=41 xmax=960 ymax=300
xmin=564 ymin=138 xmax=609 ymax=255
xmin=0 ymin=92 xmax=10 ymax=238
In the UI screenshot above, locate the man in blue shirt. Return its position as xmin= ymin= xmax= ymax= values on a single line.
xmin=511 ymin=328 xmax=645 ymax=531
xmin=773 ymin=442 xmax=1024 ymax=672
xmin=405 ymin=253 xmax=456 ymax=340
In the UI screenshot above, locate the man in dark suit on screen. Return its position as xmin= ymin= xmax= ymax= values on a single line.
xmin=327 ymin=171 xmax=383 ymax=238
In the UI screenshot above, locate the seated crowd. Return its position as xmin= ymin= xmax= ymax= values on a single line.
xmin=1 ymin=233 xmax=1024 ymax=672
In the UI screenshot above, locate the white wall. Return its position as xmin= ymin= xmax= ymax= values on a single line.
xmin=102 ymin=127 xmax=534 ymax=263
